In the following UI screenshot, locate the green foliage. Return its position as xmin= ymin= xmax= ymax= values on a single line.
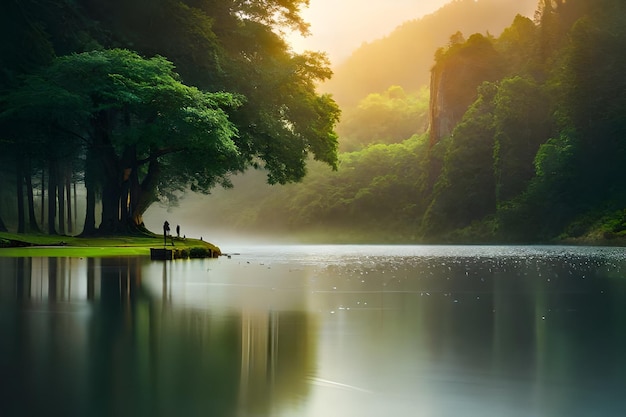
xmin=429 ymin=33 xmax=506 ymax=145
xmin=494 ymin=0 xmax=626 ymax=241
xmin=202 ymin=134 xmax=431 ymax=241
xmin=495 ymin=15 xmax=539 ymax=76
xmin=337 ymin=86 xmax=429 ymax=152
xmin=182 ymin=0 xmax=626 ymax=244
xmin=0 ymin=0 xmax=340 ymax=235
xmin=493 ymin=76 xmax=553 ymax=202
xmin=423 ymin=83 xmax=498 ymax=236
xmin=189 ymin=246 xmax=212 ymax=258
xmin=324 ymin=0 xmax=536 ymax=107
xmin=4 ymin=0 xmax=626 ymax=244
xmin=79 ymin=0 xmax=339 ymax=185
xmin=2 ymin=49 xmax=242 ymax=191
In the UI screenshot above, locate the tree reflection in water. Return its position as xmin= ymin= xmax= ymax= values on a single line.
xmin=0 ymin=256 xmax=313 ymax=417
xmin=3 ymin=246 xmax=626 ymax=417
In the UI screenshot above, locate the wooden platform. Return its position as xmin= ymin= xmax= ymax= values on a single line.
xmin=150 ymin=248 xmax=173 ymax=260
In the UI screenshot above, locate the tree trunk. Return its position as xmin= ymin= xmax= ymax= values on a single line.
xmin=131 ymin=157 xmax=161 ymax=231
xmin=73 ymin=182 xmax=77 ymax=230
xmin=25 ymin=162 xmax=40 ymax=233
xmin=16 ymin=159 xmax=25 ymax=233
xmin=47 ymin=160 xmax=57 ymax=235
xmin=66 ymin=169 xmax=73 ymax=235
xmin=82 ymin=182 xmax=97 ymax=236
xmin=40 ymin=169 xmax=45 ymax=229
xmin=81 ymin=147 xmax=98 ymax=236
xmin=0 ymin=215 xmax=7 ymax=232
xmin=100 ymin=180 xmax=120 ymax=234
xmin=94 ymin=111 xmax=122 ymax=235
xmin=57 ymin=166 xmax=66 ymax=235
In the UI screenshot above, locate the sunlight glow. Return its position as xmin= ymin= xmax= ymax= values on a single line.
xmin=287 ymin=0 xmax=453 ymax=64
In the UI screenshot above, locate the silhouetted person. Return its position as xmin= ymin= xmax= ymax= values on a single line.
xmin=176 ymin=224 xmax=180 ymax=238
xmin=163 ymin=221 xmax=170 ymax=246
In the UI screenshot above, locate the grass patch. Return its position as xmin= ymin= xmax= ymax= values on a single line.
xmin=0 ymin=231 xmax=221 ymax=258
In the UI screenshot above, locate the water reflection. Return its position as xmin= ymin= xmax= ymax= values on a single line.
xmin=1 ymin=247 xmax=626 ymax=416
xmin=0 ymin=256 xmax=313 ymax=417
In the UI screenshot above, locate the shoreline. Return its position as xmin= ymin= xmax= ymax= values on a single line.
xmin=0 ymin=232 xmax=221 ymax=258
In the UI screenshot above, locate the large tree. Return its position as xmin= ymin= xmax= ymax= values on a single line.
xmin=2 ymin=49 xmax=242 ymax=234
xmin=78 ymin=0 xmax=339 ymax=184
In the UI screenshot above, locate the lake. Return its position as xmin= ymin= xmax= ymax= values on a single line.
xmin=1 ymin=245 xmax=626 ymax=416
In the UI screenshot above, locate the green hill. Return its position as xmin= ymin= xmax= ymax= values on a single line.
xmin=323 ymin=0 xmax=537 ymax=107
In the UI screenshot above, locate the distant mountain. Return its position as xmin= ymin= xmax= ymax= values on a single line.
xmin=322 ymin=0 xmax=537 ymax=106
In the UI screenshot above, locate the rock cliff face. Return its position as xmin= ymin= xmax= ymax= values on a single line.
xmin=428 ymin=34 xmax=504 ymax=147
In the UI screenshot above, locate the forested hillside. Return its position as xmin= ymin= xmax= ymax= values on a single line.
xmin=171 ymin=0 xmax=626 ymax=244
xmin=323 ymin=0 xmax=537 ymax=107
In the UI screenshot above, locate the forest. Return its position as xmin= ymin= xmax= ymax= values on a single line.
xmin=177 ymin=0 xmax=626 ymax=244
xmin=0 ymin=0 xmax=339 ymax=236
xmin=2 ymin=0 xmax=626 ymax=244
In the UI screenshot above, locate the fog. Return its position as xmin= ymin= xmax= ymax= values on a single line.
xmin=143 ymin=171 xmax=292 ymax=247
xmin=289 ymin=0 xmax=537 ymax=65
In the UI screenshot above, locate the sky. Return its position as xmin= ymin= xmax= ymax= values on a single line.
xmin=287 ymin=0 xmax=463 ymax=65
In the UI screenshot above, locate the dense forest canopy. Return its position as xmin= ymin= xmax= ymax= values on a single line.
xmin=152 ymin=0 xmax=626 ymax=244
xmin=0 ymin=0 xmax=340 ymax=235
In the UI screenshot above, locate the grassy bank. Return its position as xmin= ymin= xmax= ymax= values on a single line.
xmin=0 ymin=231 xmax=221 ymax=258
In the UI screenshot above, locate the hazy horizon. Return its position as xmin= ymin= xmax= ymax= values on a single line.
xmin=288 ymin=0 xmax=537 ymax=65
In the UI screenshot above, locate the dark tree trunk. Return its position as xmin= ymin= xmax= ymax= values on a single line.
xmin=82 ymin=183 xmax=97 ymax=236
xmin=16 ymin=159 xmax=25 ymax=233
xmin=25 ymin=161 xmax=40 ymax=233
xmin=120 ymin=145 xmax=138 ymax=231
xmin=73 ymin=182 xmax=77 ymax=228
xmin=57 ymin=167 xmax=66 ymax=235
xmin=40 ymin=169 xmax=45 ymax=229
xmin=0 ymin=215 xmax=7 ymax=232
xmin=81 ymin=147 xmax=98 ymax=236
xmin=66 ymin=178 xmax=73 ymax=235
xmin=47 ymin=160 xmax=57 ymax=235
xmin=65 ymin=166 xmax=73 ymax=235
xmin=93 ymin=110 xmax=122 ymax=235
xmin=131 ymin=157 xmax=161 ymax=230
xmin=100 ymin=181 xmax=120 ymax=234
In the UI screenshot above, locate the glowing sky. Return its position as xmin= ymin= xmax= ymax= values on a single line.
xmin=288 ymin=0 xmax=459 ymax=64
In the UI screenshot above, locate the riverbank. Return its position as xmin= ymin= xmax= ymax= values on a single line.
xmin=0 ymin=231 xmax=221 ymax=258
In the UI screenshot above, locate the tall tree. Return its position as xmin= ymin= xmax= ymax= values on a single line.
xmin=2 ymin=49 xmax=243 ymax=234
xmin=78 ymin=0 xmax=339 ymax=184
xmin=423 ymin=82 xmax=499 ymax=236
xmin=493 ymin=76 xmax=552 ymax=203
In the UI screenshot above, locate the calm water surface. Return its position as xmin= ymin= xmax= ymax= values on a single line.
xmin=1 ymin=245 xmax=626 ymax=416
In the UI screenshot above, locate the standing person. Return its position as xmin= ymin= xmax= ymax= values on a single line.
xmin=176 ymin=224 xmax=180 ymax=238
xmin=163 ymin=221 xmax=170 ymax=246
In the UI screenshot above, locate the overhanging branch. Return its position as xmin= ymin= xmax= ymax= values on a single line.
xmin=136 ymin=146 xmax=186 ymax=166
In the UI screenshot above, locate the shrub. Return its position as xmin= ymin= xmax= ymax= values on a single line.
xmin=189 ymin=247 xmax=211 ymax=258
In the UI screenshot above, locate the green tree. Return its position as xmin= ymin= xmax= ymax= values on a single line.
xmin=493 ymin=76 xmax=552 ymax=203
xmin=495 ymin=14 xmax=538 ymax=76
xmin=1 ymin=0 xmax=340 ymax=235
xmin=79 ymin=0 xmax=339 ymax=185
xmin=430 ymin=33 xmax=505 ymax=145
xmin=423 ymin=83 xmax=499 ymax=237
xmin=337 ymin=86 xmax=429 ymax=152
xmin=2 ymin=49 xmax=242 ymax=234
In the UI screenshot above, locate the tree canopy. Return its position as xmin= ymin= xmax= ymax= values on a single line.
xmin=0 ymin=0 xmax=339 ymax=235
